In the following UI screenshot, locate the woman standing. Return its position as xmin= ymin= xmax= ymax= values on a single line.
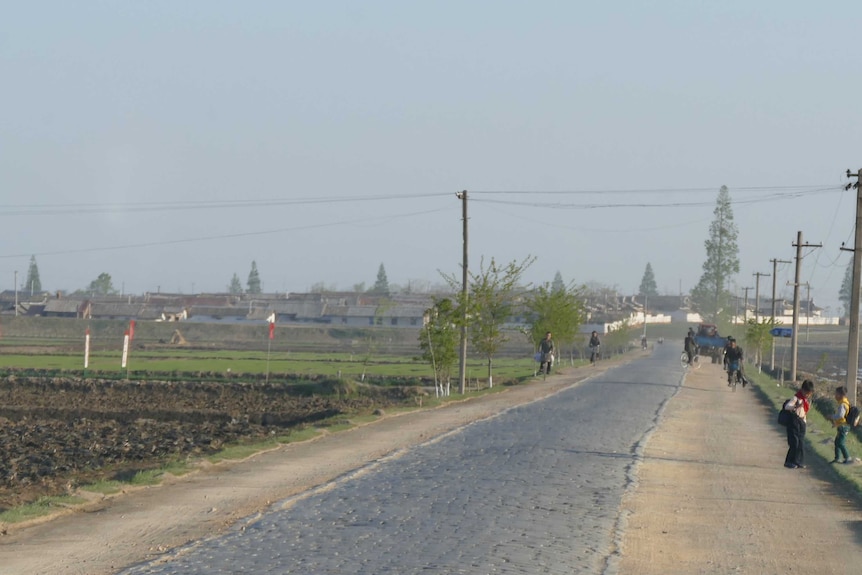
xmin=783 ymin=379 xmax=815 ymax=469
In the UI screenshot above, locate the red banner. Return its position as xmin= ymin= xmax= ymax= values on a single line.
xmin=129 ymin=320 xmax=136 ymax=341
xmin=268 ymin=321 xmax=275 ymax=340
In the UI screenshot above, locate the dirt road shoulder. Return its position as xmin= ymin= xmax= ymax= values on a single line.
xmin=618 ymin=363 xmax=862 ymax=574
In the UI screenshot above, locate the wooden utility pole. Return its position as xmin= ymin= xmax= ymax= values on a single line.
xmin=790 ymin=231 xmax=822 ymax=382
xmin=845 ymin=169 xmax=862 ymax=406
xmin=456 ymin=191 xmax=469 ymax=395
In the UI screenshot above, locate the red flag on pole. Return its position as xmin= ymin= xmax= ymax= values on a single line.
xmin=129 ymin=320 xmax=136 ymax=341
xmin=267 ymin=312 xmax=275 ymax=340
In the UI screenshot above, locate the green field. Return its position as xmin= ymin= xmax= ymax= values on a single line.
xmin=0 ymin=346 xmax=590 ymax=384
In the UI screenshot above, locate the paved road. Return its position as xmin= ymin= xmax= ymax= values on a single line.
xmin=119 ymin=345 xmax=683 ymax=575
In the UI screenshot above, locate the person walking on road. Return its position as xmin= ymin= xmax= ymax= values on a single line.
xmin=829 ymin=386 xmax=853 ymax=465
xmin=538 ymin=331 xmax=555 ymax=375
xmin=589 ymin=331 xmax=601 ymax=365
xmin=684 ymin=331 xmax=697 ymax=365
xmin=783 ymin=379 xmax=814 ymax=469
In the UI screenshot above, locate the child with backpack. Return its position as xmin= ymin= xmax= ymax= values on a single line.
xmin=829 ymin=387 xmax=857 ymax=465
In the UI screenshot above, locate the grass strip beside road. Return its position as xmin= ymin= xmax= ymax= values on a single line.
xmin=748 ymin=369 xmax=862 ymax=497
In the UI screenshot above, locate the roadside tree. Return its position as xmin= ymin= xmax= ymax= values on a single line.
xmin=745 ymin=317 xmax=777 ymax=369
xmin=524 ymin=281 xmax=586 ymax=364
xmin=418 ymin=297 xmax=459 ymax=396
xmin=446 ymin=256 xmax=534 ymax=388
xmin=691 ymin=186 xmax=739 ymax=323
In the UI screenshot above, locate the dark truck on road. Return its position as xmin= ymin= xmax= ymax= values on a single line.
xmin=693 ymin=323 xmax=727 ymax=363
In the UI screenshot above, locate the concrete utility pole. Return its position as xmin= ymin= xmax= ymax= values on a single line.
xmin=13 ymin=270 xmax=18 ymax=317
xmin=790 ymin=231 xmax=822 ymax=382
xmin=844 ymin=169 xmax=862 ymax=406
xmin=753 ymin=272 xmax=770 ymax=323
xmin=742 ymin=286 xmax=753 ymax=323
xmin=770 ymin=257 xmax=791 ymax=371
xmin=456 ymin=191 xmax=469 ymax=395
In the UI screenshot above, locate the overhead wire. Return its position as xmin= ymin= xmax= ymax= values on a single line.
xmin=0 ymin=193 xmax=451 ymax=217
xmin=0 ymin=207 xmax=451 ymax=259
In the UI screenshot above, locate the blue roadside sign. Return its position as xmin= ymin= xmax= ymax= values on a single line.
xmin=770 ymin=327 xmax=793 ymax=338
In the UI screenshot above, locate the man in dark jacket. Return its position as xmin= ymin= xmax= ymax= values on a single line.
xmin=725 ymin=338 xmax=746 ymax=387
xmin=684 ymin=331 xmax=697 ymax=365
xmin=539 ymin=332 xmax=555 ymax=375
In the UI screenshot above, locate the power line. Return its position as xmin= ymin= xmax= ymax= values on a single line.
xmin=0 ymin=185 xmax=844 ymax=217
xmin=0 ymin=207 xmax=451 ymax=259
xmin=470 ymin=186 xmax=843 ymax=210
xmin=471 ymin=184 xmax=841 ymax=194
xmin=0 ymin=193 xmax=451 ymax=217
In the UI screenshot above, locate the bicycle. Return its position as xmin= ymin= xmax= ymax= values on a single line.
xmin=590 ymin=345 xmax=601 ymax=365
xmin=726 ymin=361 xmax=746 ymax=391
xmin=681 ymin=351 xmax=700 ymax=370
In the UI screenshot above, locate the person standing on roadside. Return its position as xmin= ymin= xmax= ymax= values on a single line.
xmin=783 ymin=379 xmax=815 ymax=469
xmin=829 ymin=386 xmax=853 ymax=465
xmin=683 ymin=330 xmax=697 ymax=364
xmin=538 ymin=331 xmax=555 ymax=375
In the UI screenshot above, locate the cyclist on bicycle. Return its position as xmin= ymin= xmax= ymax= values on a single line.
xmin=725 ymin=338 xmax=746 ymax=387
xmin=684 ymin=331 xmax=697 ymax=365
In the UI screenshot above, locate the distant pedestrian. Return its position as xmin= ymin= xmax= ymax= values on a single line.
xmin=683 ymin=331 xmax=696 ymax=365
xmin=783 ymin=379 xmax=814 ymax=469
xmin=589 ymin=331 xmax=601 ymax=364
xmin=538 ymin=332 xmax=555 ymax=375
xmin=829 ymin=386 xmax=853 ymax=465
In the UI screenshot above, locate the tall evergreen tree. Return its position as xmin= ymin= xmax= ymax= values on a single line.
xmin=228 ymin=273 xmax=243 ymax=295
xmin=691 ymin=186 xmax=739 ymax=322
xmin=371 ymin=263 xmax=390 ymax=296
xmin=639 ymin=263 xmax=658 ymax=297
xmin=551 ymin=271 xmax=565 ymax=293
xmin=25 ymin=255 xmax=42 ymax=294
xmin=840 ymin=259 xmax=854 ymax=318
xmin=246 ymin=261 xmax=262 ymax=294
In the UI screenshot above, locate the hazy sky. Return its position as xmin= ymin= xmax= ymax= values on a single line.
xmin=2 ymin=2 xmax=860 ymax=313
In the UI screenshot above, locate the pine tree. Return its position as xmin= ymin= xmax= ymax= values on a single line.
xmin=228 ymin=273 xmax=243 ymax=295
xmin=639 ymin=263 xmax=658 ymax=297
xmin=551 ymin=271 xmax=565 ymax=293
xmin=840 ymin=259 xmax=854 ymax=318
xmin=247 ymin=261 xmax=262 ymax=294
xmin=371 ymin=263 xmax=390 ymax=296
xmin=691 ymin=186 xmax=740 ymax=322
xmin=25 ymin=255 xmax=42 ymax=294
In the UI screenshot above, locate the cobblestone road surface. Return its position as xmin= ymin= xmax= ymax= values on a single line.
xmin=119 ymin=346 xmax=682 ymax=575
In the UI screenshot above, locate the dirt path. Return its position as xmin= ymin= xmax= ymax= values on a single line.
xmin=619 ymin=362 xmax=862 ymax=574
